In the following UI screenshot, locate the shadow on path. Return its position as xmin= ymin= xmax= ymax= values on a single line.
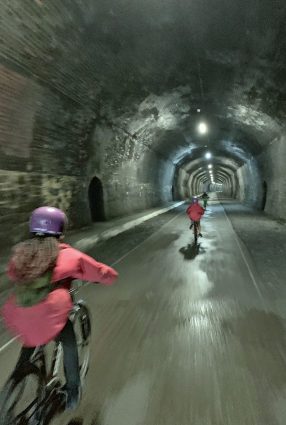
xmin=179 ymin=242 xmax=206 ymax=260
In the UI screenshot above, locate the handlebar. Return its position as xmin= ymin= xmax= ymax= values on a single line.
xmin=69 ymin=280 xmax=100 ymax=296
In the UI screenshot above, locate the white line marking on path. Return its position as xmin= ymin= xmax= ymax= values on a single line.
xmin=0 ymin=336 xmax=18 ymax=355
xmin=220 ymin=200 xmax=266 ymax=306
xmin=111 ymin=208 xmax=184 ymax=266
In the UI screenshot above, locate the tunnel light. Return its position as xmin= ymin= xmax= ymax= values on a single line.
xmin=208 ymin=164 xmax=213 ymax=169
xmin=205 ymin=152 xmax=212 ymax=160
xmin=198 ymin=122 xmax=208 ymax=135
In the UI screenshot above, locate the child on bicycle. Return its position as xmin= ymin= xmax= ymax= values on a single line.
xmin=201 ymin=192 xmax=209 ymax=209
xmin=1 ymin=206 xmax=118 ymax=410
xmin=186 ymin=197 xmax=205 ymax=237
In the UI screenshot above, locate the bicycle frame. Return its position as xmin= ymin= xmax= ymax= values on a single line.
xmin=29 ymin=290 xmax=79 ymax=387
xmin=49 ymin=343 xmax=63 ymax=383
xmin=194 ymin=222 xmax=198 ymax=243
xmin=30 ymin=346 xmax=47 ymax=382
xmin=0 ymin=283 xmax=91 ymax=425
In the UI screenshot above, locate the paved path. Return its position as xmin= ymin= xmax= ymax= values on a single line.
xmin=1 ymin=200 xmax=286 ymax=425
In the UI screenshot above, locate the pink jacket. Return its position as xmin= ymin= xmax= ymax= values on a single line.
xmin=2 ymin=243 xmax=118 ymax=347
xmin=186 ymin=204 xmax=205 ymax=222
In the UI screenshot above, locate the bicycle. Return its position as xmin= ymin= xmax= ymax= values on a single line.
xmin=0 ymin=285 xmax=91 ymax=425
xmin=190 ymin=221 xmax=199 ymax=245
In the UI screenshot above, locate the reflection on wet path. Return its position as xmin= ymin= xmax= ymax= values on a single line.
xmin=2 ymin=201 xmax=286 ymax=425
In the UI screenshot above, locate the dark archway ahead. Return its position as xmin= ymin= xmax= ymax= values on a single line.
xmin=88 ymin=176 xmax=105 ymax=222
xmin=261 ymin=181 xmax=268 ymax=211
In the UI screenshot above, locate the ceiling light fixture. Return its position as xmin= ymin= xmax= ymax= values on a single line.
xmin=198 ymin=122 xmax=208 ymax=135
xmin=205 ymin=151 xmax=212 ymax=159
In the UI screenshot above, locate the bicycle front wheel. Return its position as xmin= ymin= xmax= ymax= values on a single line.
xmin=0 ymin=362 xmax=45 ymax=425
xmin=70 ymin=301 xmax=91 ymax=384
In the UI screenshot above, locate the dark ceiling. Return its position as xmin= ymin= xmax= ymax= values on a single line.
xmin=1 ymin=0 xmax=286 ymax=183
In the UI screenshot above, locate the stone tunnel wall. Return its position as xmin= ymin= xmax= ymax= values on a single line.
xmin=85 ymin=123 xmax=174 ymax=220
xmin=235 ymin=159 xmax=263 ymax=209
xmin=235 ymin=133 xmax=286 ymax=220
xmin=220 ymin=174 xmax=237 ymax=198
xmin=174 ymin=168 xmax=190 ymax=200
xmin=257 ymin=134 xmax=286 ymax=219
xmin=0 ymin=64 xmax=97 ymax=251
xmin=0 ymin=63 xmax=174 ymax=252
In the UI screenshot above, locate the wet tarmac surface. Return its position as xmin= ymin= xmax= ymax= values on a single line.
xmin=1 ymin=200 xmax=286 ymax=425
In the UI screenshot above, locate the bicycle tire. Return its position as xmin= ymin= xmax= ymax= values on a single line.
xmin=70 ymin=302 xmax=91 ymax=384
xmin=0 ymin=362 xmax=45 ymax=425
xmin=194 ymin=222 xmax=198 ymax=244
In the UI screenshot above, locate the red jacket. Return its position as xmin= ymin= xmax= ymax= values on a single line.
xmin=2 ymin=243 xmax=118 ymax=347
xmin=186 ymin=204 xmax=205 ymax=222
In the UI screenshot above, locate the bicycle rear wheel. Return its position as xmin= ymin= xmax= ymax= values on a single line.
xmin=70 ymin=301 xmax=91 ymax=384
xmin=194 ymin=222 xmax=198 ymax=244
xmin=0 ymin=362 xmax=45 ymax=425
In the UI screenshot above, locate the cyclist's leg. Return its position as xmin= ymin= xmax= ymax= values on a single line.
xmin=56 ymin=320 xmax=81 ymax=409
xmin=16 ymin=346 xmax=35 ymax=368
xmin=198 ymin=221 xmax=202 ymax=236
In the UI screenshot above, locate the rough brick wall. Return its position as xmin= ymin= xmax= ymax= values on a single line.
xmin=0 ymin=0 xmax=177 ymax=252
xmin=258 ymin=134 xmax=286 ymax=219
xmin=0 ymin=62 xmax=174 ymax=253
xmin=235 ymin=159 xmax=262 ymax=209
xmin=220 ymin=175 xmax=236 ymax=198
xmin=0 ymin=1 xmax=104 ymax=252
xmin=235 ymin=133 xmax=286 ymax=220
xmin=172 ymin=168 xmax=189 ymax=200
xmin=86 ymin=123 xmax=173 ymax=219
xmin=0 ymin=63 xmax=96 ymax=252
xmin=0 ymin=64 xmax=174 ymax=252
xmin=0 ymin=170 xmax=80 ymax=246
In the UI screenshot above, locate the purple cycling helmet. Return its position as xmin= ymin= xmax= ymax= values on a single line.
xmin=192 ymin=196 xmax=199 ymax=204
xmin=29 ymin=206 xmax=67 ymax=236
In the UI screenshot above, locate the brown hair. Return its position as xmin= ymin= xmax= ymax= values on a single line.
xmin=10 ymin=237 xmax=59 ymax=283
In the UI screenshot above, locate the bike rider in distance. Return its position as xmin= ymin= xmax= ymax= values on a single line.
xmin=186 ymin=196 xmax=205 ymax=237
xmin=1 ymin=206 xmax=118 ymax=410
xmin=201 ymin=192 xmax=209 ymax=209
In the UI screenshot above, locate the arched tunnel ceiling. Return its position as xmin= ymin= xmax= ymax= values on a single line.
xmin=179 ymin=155 xmax=239 ymax=189
xmin=192 ymin=167 xmax=232 ymax=184
xmin=1 ymin=0 xmax=286 ymax=167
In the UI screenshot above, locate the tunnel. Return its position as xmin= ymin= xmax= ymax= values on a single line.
xmin=0 ymin=1 xmax=285 ymax=242
xmin=1 ymin=1 xmax=286 ymax=424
